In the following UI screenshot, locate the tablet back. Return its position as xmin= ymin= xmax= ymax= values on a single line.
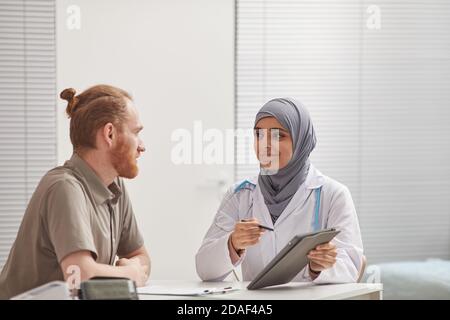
xmin=247 ymin=228 xmax=340 ymax=290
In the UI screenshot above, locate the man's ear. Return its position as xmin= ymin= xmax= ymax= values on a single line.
xmin=102 ymin=123 xmax=115 ymax=148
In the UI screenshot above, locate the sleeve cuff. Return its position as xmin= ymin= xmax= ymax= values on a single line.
xmin=227 ymin=236 xmax=246 ymax=266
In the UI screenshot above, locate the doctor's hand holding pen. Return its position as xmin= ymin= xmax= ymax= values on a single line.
xmin=228 ymin=218 xmax=268 ymax=263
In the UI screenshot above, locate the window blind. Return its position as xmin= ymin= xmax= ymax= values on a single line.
xmin=235 ymin=0 xmax=450 ymax=263
xmin=0 ymin=0 xmax=56 ymax=269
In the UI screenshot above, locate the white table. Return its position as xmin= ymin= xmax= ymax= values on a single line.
xmin=138 ymin=280 xmax=383 ymax=300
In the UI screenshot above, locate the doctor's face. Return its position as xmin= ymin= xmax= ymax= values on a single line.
xmin=254 ymin=116 xmax=293 ymax=171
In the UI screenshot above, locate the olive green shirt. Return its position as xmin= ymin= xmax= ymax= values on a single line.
xmin=0 ymin=153 xmax=144 ymax=299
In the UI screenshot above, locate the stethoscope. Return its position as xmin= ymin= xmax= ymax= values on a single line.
xmin=312 ymin=186 xmax=322 ymax=232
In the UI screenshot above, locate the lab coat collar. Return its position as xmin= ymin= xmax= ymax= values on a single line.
xmin=304 ymin=163 xmax=326 ymax=190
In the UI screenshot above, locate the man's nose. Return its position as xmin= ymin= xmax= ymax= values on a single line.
xmin=138 ymin=142 xmax=146 ymax=153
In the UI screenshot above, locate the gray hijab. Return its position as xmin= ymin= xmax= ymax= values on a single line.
xmin=255 ymin=98 xmax=317 ymax=223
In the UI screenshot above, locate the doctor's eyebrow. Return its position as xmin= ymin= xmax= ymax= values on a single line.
xmin=254 ymin=127 xmax=289 ymax=133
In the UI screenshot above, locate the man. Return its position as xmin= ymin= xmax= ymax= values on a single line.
xmin=0 ymin=84 xmax=150 ymax=299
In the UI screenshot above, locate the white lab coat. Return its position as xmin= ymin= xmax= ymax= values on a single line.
xmin=195 ymin=164 xmax=364 ymax=284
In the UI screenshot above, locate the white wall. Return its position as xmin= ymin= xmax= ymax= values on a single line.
xmin=56 ymin=0 xmax=234 ymax=280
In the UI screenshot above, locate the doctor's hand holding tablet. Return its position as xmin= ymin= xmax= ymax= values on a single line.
xmin=307 ymin=242 xmax=337 ymax=278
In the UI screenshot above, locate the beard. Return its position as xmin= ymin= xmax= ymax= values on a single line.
xmin=111 ymin=136 xmax=139 ymax=179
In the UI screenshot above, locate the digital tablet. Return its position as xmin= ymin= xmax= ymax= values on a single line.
xmin=247 ymin=228 xmax=340 ymax=290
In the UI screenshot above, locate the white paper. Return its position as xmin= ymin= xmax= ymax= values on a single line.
xmin=137 ymin=285 xmax=238 ymax=296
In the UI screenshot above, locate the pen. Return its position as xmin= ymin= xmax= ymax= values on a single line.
xmin=257 ymin=224 xmax=274 ymax=232
xmin=240 ymin=219 xmax=274 ymax=232
xmin=203 ymin=287 xmax=238 ymax=295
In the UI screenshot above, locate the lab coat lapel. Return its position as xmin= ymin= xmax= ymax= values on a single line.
xmin=252 ymin=186 xmax=277 ymax=266
xmin=253 ymin=183 xmax=273 ymax=229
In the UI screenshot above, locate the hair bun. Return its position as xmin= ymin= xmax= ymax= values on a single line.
xmin=60 ymin=88 xmax=78 ymax=118
xmin=60 ymin=88 xmax=76 ymax=101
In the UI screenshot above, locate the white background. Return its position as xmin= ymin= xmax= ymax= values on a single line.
xmin=56 ymin=0 xmax=235 ymax=280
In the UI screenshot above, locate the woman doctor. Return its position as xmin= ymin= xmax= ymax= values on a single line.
xmin=196 ymin=98 xmax=364 ymax=283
